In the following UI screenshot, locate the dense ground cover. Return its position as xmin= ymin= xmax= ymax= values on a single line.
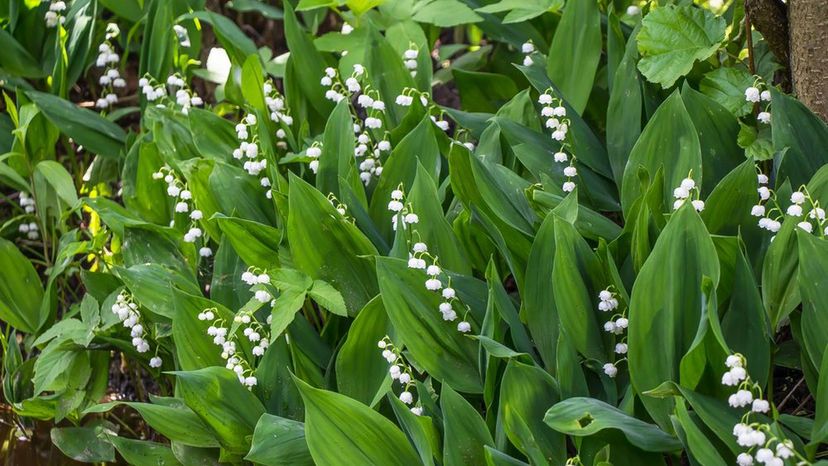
xmin=1 ymin=0 xmax=828 ymax=465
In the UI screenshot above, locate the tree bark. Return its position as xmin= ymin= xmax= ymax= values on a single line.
xmin=789 ymin=0 xmax=828 ymax=121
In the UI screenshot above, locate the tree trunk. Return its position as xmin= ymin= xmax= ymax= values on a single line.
xmin=789 ymin=0 xmax=828 ymax=121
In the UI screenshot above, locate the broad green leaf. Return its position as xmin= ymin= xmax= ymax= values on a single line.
xmin=294 ymin=377 xmax=421 ymax=466
xmin=0 ymin=29 xmax=46 ymax=78
xmin=174 ymin=367 xmax=265 ymax=456
xmin=51 ymin=425 xmax=115 ymax=463
xmin=773 ymin=88 xmax=828 ymax=189
xmin=188 ymin=108 xmax=238 ymax=162
xmin=118 ymin=264 xmax=201 ymax=319
xmin=245 ymin=414 xmax=312 ymax=466
xmin=84 ymin=398 xmax=219 ymax=448
xmin=672 ymin=400 xmax=728 ymax=466
xmin=413 ymin=0 xmax=483 ymax=27
xmin=283 ymin=3 xmax=334 ymax=123
xmin=213 ymin=214 xmax=281 ymax=270
xmin=544 ymin=397 xmax=682 ymax=452
xmin=335 ymin=296 xmax=392 ymax=405
xmin=523 ymin=211 xmax=559 ymax=369
xmin=797 ymin=231 xmax=828 ymax=370
xmin=606 ymin=25 xmax=643 ymax=185
xmin=762 ymin=218 xmax=800 ymax=331
xmin=27 ymin=90 xmax=126 ymax=158
xmin=107 ymin=436 xmax=182 ymax=466
xmin=499 ymin=360 xmax=565 ymax=465
xmin=0 ymin=238 xmax=46 ymax=333
xmin=628 ymin=205 xmax=719 ymax=429
xmin=316 ymin=100 xmax=363 ymax=204
xmin=287 ymin=174 xmax=378 ymax=314
xmin=621 ymin=91 xmax=702 ymax=216
xmin=476 ymin=0 xmax=562 ymax=23
xmin=376 ymin=257 xmax=482 ymax=393
xmin=699 ymin=67 xmax=755 ymax=117
xmin=553 ymin=215 xmax=608 ymax=361
xmin=546 ymin=0 xmax=601 ymax=113
xmin=408 ymin=163 xmax=471 ymax=274
xmin=442 ymin=384 xmax=494 ymax=466
xmin=636 ymin=5 xmax=726 ymax=88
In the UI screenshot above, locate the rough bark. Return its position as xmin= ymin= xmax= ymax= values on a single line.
xmin=745 ymin=0 xmax=790 ymax=71
xmin=789 ymin=0 xmax=828 ymax=121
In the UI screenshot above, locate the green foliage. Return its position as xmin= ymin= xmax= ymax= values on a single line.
xmin=0 ymin=1 xmax=825 ymax=465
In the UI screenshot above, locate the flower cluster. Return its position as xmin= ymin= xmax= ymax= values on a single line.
xmin=139 ymin=76 xmax=168 ymax=102
xmin=402 ymin=45 xmax=419 ymax=77
xmin=407 ymin=241 xmax=472 ymax=333
xmin=111 ymin=291 xmax=160 ymax=366
xmin=152 ymin=166 xmax=211 ymax=256
xmin=19 ymin=192 xmax=36 ymax=214
xmin=599 ymin=287 xmax=627 ymax=378
xmin=165 ymin=73 xmax=204 ymax=115
xmin=173 ymin=24 xmax=191 ymax=48
xmin=230 ymin=113 xmax=273 ymax=198
xmin=44 ymin=0 xmax=67 ymax=28
xmin=387 ymin=187 xmax=420 ymax=231
xmin=539 ymin=90 xmax=578 ymax=193
xmin=18 ymin=221 xmax=39 ymax=240
xmin=752 ymin=176 xmax=827 ymax=236
xmin=395 ymin=87 xmax=429 ymax=108
xmin=17 ymin=192 xmax=39 ymax=240
xmin=94 ymin=27 xmax=125 ymax=110
xmin=745 ymin=79 xmax=772 ymax=125
xmin=378 ymin=337 xmax=423 ymax=415
xmin=202 ymin=269 xmax=274 ymax=388
xmin=355 ymin=132 xmax=388 ymax=184
xmin=521 ymin=41 xmax=535 ymax=66
xmin=723 ymin=354 xmax=802 ymax=466
xmin=672 ymin=176 xmax=704 ymax=212
xmin=305 ymin=143 xmax=322 ymax=175
xmin=264 ymin=80 xmax=294 ymax=131
xmin=322 ymin=64 xmax=386 ymax=131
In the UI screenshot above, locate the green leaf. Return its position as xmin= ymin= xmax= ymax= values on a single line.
xmin=0 ymin=28 xmax=46 ymax=78
xmin=499 ymin=360 xmax=565 ymax=465
xmin=376 ymin=257 xmax=483 ymax=393
xmin=84 ymin=398 xmax=219 ymax=448
xmin=628 ymin=205 xmax=719 ymax=429
xmin=441 ymin=383 xmax=494 ymax=466
xmin=0 ymin=238 xmax=45 ymax=333
xmin=772 ymin=87 xmax=828 ymax=189
xmin=699 ymin=67 xmax=755 ymax=117
xmin=27 ymin=90 xmax=126 ymax=158
xmin=621 ymin=91 xmax=702 ymax=216
xmin=213 ymin=214 xmax=281 ymax=270
xmin=287 ymin=174 xmax=378 ymax=314
xmin=107 ymin=436 xmax=181 ymax=466
xmin=544 ymin=397 xmax=682 ymax=452
xmin=797 ymin=231 xmax=828 ymax=371
xmin=408 ymin=162 xmax=471 ymax=274
xmin=294 ymin=376 xmax=421 ymax=466
xmin=51 ymin=425 xmax=115 ymax=463
xmin=552 ymin=215 xmax=608 ymax=362
xmin=413 ymin=0 xmax=483 ymax=27
xmin=245 ymin=414 xmax=313 ymax=466
xmin=476 ymin=0 xmax=562 ymax=24
xmin=228 ymin=0 xmax=284 ymax=18
xmin=174 ymin=367 xmax=266 ymax=456
xmin=606 ymin=25 xmax=643 ymax=185
xmin=335 ymin=296 xmax=392 ymax=405
xmin=308 ymin=280 xmax=348 ymax=317
xmin=546 ymin=0 xmax=601 ymax=113
xmin=316 ymin=100 xmax=362 ymax=203
xmin=636 ymin=5 xmax=726 ymax=88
